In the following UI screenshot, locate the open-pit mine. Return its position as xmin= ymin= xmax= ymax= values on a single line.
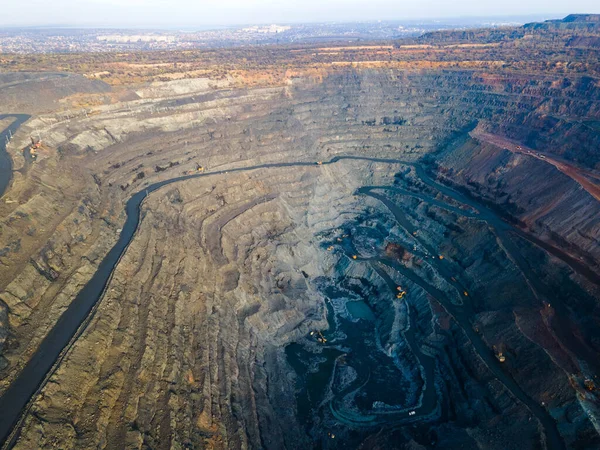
xmin=1 ymin=14 xmax=600 ymax=450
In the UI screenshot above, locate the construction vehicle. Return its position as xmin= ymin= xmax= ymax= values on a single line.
xmin=30 ymin=137 xmax=42 ymax=150
xmin=396 ymin=286 xmax=407 ymax=299
xmin=439 ymin=255 xmax=444 ymax=260
xmin=463 ymin=291 xmax=469 ymax=297
xmin=493 ymin=344 xmax=506 ymax=362
xmin=316 ymin=161 xmax=323 ymax=165
xmin=584 ymin=379 xmax=596 ymax=392
xmin=29 ymin=137 xmax=42 ymax=160
xmin=327 ymin=246 xmax=334 ymax=251
xmin=316 ymin=331 xmax=327 ymax=343
xmin=195 ymin=164 xmax=204 ymax=172
xmin=352 ymin=255 xmax=358 ymax=260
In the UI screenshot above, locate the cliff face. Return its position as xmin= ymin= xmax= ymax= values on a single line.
xmin=435 ymin=136 xmax=600 ymax=263
xmin=1 ymin=21 xmax=600 ymax=450
xmin=11 ymin=161 xmax=404 ymax=449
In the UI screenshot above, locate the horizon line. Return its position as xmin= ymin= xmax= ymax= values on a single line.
xmin=0 ymin=12 xmax=574 ymax=31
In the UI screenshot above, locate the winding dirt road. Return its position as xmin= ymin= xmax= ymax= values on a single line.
xmin=0 ymin=155 xmax=586 ymax=450
xmin=470 ymin=129 xmax=600 ymax=203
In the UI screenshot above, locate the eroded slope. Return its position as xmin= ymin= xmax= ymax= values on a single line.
xmin=1 ymin=18 xmax=600 ymax=449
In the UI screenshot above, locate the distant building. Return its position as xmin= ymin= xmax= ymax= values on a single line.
xmin=240 ymin=25 xmax=292 ymax=34
xmin=97 ymin=35 xmax=176 ymax=43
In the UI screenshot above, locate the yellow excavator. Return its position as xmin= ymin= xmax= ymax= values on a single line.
xmin=493 ymin=344 xmax=506 ymax=362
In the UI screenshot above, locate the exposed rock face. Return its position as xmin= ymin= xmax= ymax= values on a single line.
xmin=435 ymin=136 xmax=600 ymax=263
xmin=1 ymin=23 xmax=600 ymax=450
xmin=12 ymin=162 xmax=399 ymax=449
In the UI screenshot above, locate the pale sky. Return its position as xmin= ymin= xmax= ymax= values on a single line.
xmin=1 ymin=0 xmax=598 ymax=28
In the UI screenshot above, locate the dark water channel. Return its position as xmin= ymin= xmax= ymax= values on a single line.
xmin=0 ymin=155 xmax=580 ymax=450
xmin=0 ymin=115 xmax=30 ymax=198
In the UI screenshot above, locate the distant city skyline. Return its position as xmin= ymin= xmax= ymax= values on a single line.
xmin=1 ymin=0 xmax=599 ymax=28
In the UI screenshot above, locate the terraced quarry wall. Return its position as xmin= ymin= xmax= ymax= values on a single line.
xmin=1 ymin=23 xmax=600 ymax=449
